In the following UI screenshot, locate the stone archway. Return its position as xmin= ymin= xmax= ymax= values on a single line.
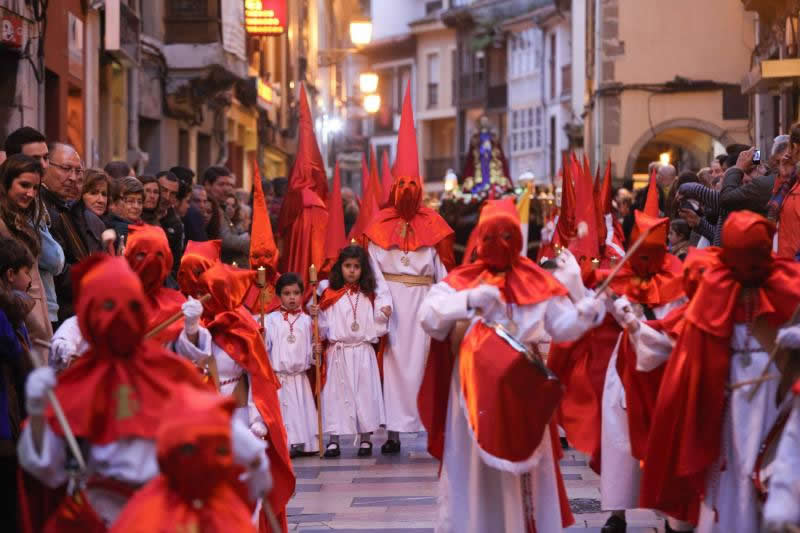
xmin=624 ymin=118 xmax=739 ymax=178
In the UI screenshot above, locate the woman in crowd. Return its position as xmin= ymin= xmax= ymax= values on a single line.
xmin=107 ymin=176 xmax=144 ymax=249
xmin=668 ymin=218 xmax=691 ymax=260
xmin=0 ymin=154 xmax=52 ymax=344
xmin=138 ymin=175 xmax=161 ymax=225
xmin=223 ymin=192 xmax=248 ymax=266
xmin=80 ymin=169 xmax=111 ymax=221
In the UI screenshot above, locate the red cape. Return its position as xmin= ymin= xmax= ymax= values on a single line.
xmin=145 ymin=288 xmax=186 ymax=345
xmin=364 ymin=206 xmax=456 ymax=270
xmin=279 ymin=189 xmax=328 ymax=288
xmin=548 ymin=314 xmax=621 ymax=473
xmin=640 ymin=253 xmax=800 ymax=523
xmin=204 ymin=311 xmax=295 ymax=532
xmin=46 ymin=342 xmax=209 ymax=444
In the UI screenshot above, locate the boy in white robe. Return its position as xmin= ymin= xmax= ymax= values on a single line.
xmin=264 ymin=272 xmax=320 ymax=457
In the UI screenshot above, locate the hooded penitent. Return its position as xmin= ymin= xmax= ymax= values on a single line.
xmin=110 ymin=384 xmax=256 ymax=533
xmin=321 ymin=161 xmax=347 ymax=277
xmin=197 ymin=263 xmax=295 ymax=533
xmin=124 ymin=224 xmax=187 ymax=344
xmin=277 ymin=84 xmax=329 ymax=286
xmin=363 ymin=81 xmax=455 ymax=270
xmin=243 ymin=161 xmax=281 ymax=315
xmin=178 ymin=240 xmax=222 ymax=299
xmin=46 ymin=254 xmax=207 ymax=445
xmin=640 ymin=211 xmax=800 ymax=524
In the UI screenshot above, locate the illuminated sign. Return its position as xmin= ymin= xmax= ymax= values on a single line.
xmin=244 ymin=0 xmax=286 ymax=35
xmin=258 ymin=78 xmax=273 ymax=106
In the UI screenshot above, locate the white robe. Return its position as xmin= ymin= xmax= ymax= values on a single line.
xmin=763 ymin=394 xmax=800 ymax=526
xmin=264 ymin=310 xmax=319 ymax=451
xmin=17 ymin=410 xmax=267 ymax=526
xmin=600 ymin=299 xmax=684 ymax=511
xmin=369 ymin=242 xmax=447 ymax=433
xmin=319 ymin=289 xmax=387 ymax=435
xmin=420 ymin=282 xmax=598 ymax=533
xmin=696 ymin=325 xmax=782 ymax=533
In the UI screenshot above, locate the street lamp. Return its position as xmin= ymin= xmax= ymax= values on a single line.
xmin=659 ymin=152 xmax=671 ymax=166
xmin=350 ymin=20 xmax=373 ymax=47
xmin=364 ymin=94 xmax=381 ymax=114
xmin=359 ymin=72 xmax=379 ymax=94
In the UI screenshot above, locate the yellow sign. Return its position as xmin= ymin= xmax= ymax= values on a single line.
xmin=244 ymin=0 xmax=286 ymax=35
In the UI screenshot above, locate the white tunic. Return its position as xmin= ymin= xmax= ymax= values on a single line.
xmin=420 ymin=282 xmax=597 ymax=533
xmin=319 ymin=289 xmax=387 ymax=435
xmin=763 ymin=394 xmax=800 ymax=526
xmin=17 ymin=413 xmax=266 ymax=526
xmin=600 ymin=299 xmax=684 ymax=511
xmin=696 ymin=325 xmax=781 ymax=533
xmin=369 ymin=242 xmax=447 ymax=433
xmin=263 ymin=310 xmax=319 ymax=451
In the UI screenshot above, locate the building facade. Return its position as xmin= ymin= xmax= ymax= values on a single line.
xmin=579 ymin=0 xmax=754 ymax=182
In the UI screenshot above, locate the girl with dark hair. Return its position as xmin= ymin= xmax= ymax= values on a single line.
xmin=0 ymin=154 xmax=52 ymax=344
xmin=311 ymin=244 xmax=390 ymax=458
xmin=264 ymin=273 xmax=320 ymax=458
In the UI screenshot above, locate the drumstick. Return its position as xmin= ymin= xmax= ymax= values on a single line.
xmin=145 ymin=294 xmax=211 ymax=339
xmin=727 ymin=374 xmax=779 ymax=392
xmin=31 ymin=339 xmax=87 ymax=471
xmin=747 ymin=302 xmax=800 ymax=402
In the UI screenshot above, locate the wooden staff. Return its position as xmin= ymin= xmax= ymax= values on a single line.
xmin=257 ymin=266 xmax=267 ymax=331
xmin=31 ymin=339 xmax=87 ymax=471
xmin=746 ymin=302 xmax=800 ymax=402
xmin=309 ymin=264 xmax=324 ymax=458
xmin=145 ymin=294 xmax=211 ymax=339
xmin=592 ymin=223 xmax=659 ymax=298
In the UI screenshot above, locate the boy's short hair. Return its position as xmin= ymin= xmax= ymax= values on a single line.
xmin=0 ymin=237 xmax=34 ymax=278
xmin=276 ymin=272 xmax=304 ymax=295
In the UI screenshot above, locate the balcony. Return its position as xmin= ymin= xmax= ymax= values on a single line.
xmin=459 ymin=73 xmax=486 ymax=105
xmin=561 ymin=64 xmax=572 ymax=97
xmin=164 ymin=0 xmax=220 ymax=44
xmin=104 ymin=0 xmax=140 ymax=65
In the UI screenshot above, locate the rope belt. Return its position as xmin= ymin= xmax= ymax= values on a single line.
xmin=220 ymin=374 xmax=244 ymax=387
xmin=382 ymin=272 xmax=434 ymax=287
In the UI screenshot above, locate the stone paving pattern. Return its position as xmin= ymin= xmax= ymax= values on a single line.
xmin=287 ymin=429 xmax=665 ymax=532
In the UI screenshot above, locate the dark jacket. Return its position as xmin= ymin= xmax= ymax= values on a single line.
xmin=160 ymin=207 xmax=185 ymax=279
xmin=182 ymin=206 xmax=208 ymax=243
xmin=41 ymin=188 xmax=105 ymax=321
xmin=679 ymin=168 xmax=775 ymax=246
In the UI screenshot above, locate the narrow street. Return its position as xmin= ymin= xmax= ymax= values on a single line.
xmin=288 ymin=429 xmax=663 ymax=532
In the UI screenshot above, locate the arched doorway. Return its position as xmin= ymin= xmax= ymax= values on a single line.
xmin=624 ymin=118 xmax=738 ymax=179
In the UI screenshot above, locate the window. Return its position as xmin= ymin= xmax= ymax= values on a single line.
xmin=451 ymin=49 xmax=457 ymax=105
xmin=549 ymin=34 xmax=557 ymax=99
xmin=427 ymin=52 xmax=440 ymax=108
xmin=510 ymin=106 xmax=543 ymax=154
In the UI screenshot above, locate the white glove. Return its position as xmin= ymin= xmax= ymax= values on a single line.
xmin=467 ymin=285 xmax=503 ymax=315
xmin=182 ymin=296 xmax=203 ymax=336
xmin=250 ymin=421 xmax=268 ymax=439
xmin=575 ymin=296 xmax=606 ymax=327
xmin=611 ymin=296 xmax=638 ymax=329
xmin=231 ymin=418 xmax=272 ymax=501
xmin=25 ymin=367 xmax=56 ymax=416
xmin=540 ymin=220 xmax=555 ymax=244
xmin=552 ymin=248 xmax=585 ymax=302
xmin=50 ymin=340 xmax=78 ymax=371
xmin=776 ymin=325 xmax=800 ymax=350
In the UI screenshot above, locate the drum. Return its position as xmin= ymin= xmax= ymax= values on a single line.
xmin=459 ymin=319 xmax=563 ymax=473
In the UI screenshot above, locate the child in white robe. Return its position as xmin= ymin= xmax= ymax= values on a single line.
xmin=264 ymin=272 xmax=320 ymax=457
xmin=311 ymin=244 xmax=390 ymax=458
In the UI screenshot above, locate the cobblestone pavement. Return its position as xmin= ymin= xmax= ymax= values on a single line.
xmin=287 ymin=429 xmax=664 ymax=532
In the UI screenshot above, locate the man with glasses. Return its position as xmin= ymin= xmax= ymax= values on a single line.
xmin=41 ymin=142 xmax=105 ymax=322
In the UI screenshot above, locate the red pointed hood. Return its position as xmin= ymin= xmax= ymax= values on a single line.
xmin=595 ymin=160 xmax=612 ymax=248
xmin=249 ymin=159 xmax=279 ymax=275
xmin=348 ymin=153 xmax=380 ymax=242
xmin=279 ymin=83 xmax=328 ymax=234
xmin=322 ymin=161 xmax=347 ymax=276
xmin=391 ymin=81 xmax=423 ymax=220
xmin=554 ymin=154 xmax=576 ymax=246
xmin=381 ymin=151 xmax=393 ymax=207
xmin=644 ymin=168 xmax=659 ymax=217
xmin=570 ymin=153 xmax=600 ymax=263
